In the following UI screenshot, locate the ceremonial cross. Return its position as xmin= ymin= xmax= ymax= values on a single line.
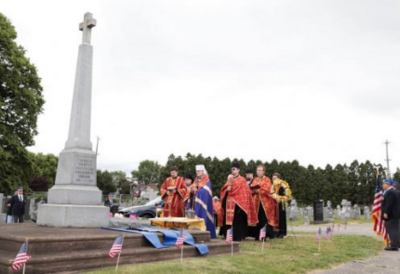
xmin=79 ymin=12 xmax=97 ymax=44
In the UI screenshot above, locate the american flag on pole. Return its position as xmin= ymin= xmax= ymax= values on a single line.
xmin=372 ymin=171 xmax=388 ymax=244
xmin=332 ymin=224 xmax=335 ymax=235
xmin=226 ymin=227 xmax=233 ymax=243
xmin=109 ymin=235 xmax=124 ymax=258
xmin=175 ymin=230 xmax=187 ymax=248
xmin=316 ymin=228 xmax=322 ymax=243
xmin=325 ymin=226 xmax=332 ymax=241
xmin=259 ymin=225 xmax=267 ymax=241
xmin=11 ymin=242 xmax=31 ymax=271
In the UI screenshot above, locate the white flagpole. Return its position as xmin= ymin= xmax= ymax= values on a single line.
xmin=180 ymin=230 xmax=184 ymax=264
xmin=115 ymin=251 xmax=121 ymax=272
xmin=23 ymin=238 xmax=28 ymax=274
xmin=180 ymin=242 xmax=184 ymax=263
xmin=318 ymin=238 xmax=321 ymax=253
xmin=115 ymin=234 xmax=124 ymax=272
xmin=261 ymin=237 xmax=265 ymax=252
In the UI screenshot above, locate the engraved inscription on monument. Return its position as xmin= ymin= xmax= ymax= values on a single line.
xmin=73 ymin=154 xmax=96 ymax=185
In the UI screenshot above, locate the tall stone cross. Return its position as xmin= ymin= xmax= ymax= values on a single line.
xmin=79 ymin=12 xmax=97 ymax=44
xmin=37 ymin=12 xmax=109 ymax=227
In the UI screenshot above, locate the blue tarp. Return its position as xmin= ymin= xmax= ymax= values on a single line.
xmin=100 ymin=226 xmax=209 ymax=255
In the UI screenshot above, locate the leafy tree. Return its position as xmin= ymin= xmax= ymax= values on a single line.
xmin=109 ymin=171 xmax=131 ymax=194
xmin=128 ymin=153 xmax=386 ymax=207
xmin=97 ymin=170 xmax=116 ymax=194
xmin=393 ymin=168 xmax=400 ymax=183
xmin=131 ymin=160 xmax=163 ymax=185
xmin=0 ymin=13 xmax=45 ymax=194
xmin=28 ymin=153 xmax=58 ymax=191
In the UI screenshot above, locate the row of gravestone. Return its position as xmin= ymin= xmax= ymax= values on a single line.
xmin=287 ymin=199 xmax=371 ymax=223
xmin=0 ymin=193 xmax=46 ymax=223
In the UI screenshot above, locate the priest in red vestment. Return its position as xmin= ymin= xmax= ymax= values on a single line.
xmin=160 ymin=166 xmax=188 ymax=217
xmin=218 ymin=163 xmax=258 ymax=241
xmin=249 ymin=164 xmax=277 ymax=239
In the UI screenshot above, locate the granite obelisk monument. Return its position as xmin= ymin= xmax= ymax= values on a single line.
xmin=37 ymin=13 xmax=109 ymax=227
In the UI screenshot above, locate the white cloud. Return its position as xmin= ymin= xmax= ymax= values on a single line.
xmin=2 ymin=0 xmax=399 ymax=174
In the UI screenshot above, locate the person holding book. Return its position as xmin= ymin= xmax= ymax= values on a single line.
xmin=249 ymin=165 xmax=277 ymax=239
xmin=160 ymin=166 xmax=188 ymax=217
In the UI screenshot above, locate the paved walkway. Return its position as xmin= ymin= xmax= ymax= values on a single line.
xmin=291 ymin=223 xmax=399 ymax=274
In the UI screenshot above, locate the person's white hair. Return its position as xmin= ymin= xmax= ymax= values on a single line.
xmin=196 ymin=164 xmax=208 ymax=175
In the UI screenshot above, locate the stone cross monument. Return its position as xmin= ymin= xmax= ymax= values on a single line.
xmin=37 ymin=13 xmax=109 ymax=227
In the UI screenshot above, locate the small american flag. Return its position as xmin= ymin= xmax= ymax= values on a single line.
xmin=316 ymin=228 xmax=322 ymax=243
xmin=109 ymin=235 xmax=124 ymax=258
xmin=175 ymin=230 xmax=187 ymax=248
xmin=259 ymin=225 xmax=267 ymax=241
xmin=332 ymin=224 xmax=335 ymax=235
xmin=344 ymin=221 xmax=347 ymax=230
xmin=325 ymin=226 xmax=332 ymax=241
xmin=226 ymin=227 xmax=233 ymax=243
xmin=338 ymin=224 xmax=340 ymax=231
xmin=11 ymin=242 xmax=31 ymax=271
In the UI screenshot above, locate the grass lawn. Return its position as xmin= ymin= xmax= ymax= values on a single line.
xmin=86 ymin=234 xmax=382 ymax=274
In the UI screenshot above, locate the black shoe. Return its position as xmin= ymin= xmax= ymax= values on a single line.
xmin=384 ymin=247 xmax=398 ymax=251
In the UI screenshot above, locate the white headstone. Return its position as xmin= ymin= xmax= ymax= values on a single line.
xmin=0 ymin=193 xmax=5 ymax=223
xmin=0 ymin=193 xmax=4 ymax=213
xmin=353 ymin=204 xmax=360 ymax=219
xmin=37 ymin=13 xmax=109 ymax=227
xmin=364 ymin=206 xmax=371 ymax=220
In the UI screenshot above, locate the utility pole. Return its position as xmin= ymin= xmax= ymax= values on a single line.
xmin=96 ymin=136 xmax=100 ymax=156
xmin=384 ymin=140 xmax=391 ymax=178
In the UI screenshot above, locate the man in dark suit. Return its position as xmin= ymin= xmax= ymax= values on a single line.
xmin=381 ymin=179 xmax=400 ymax=251
xmin=104 ymin=193 xmax=116 ymax=207
xmin=10 ymin=186 xmax=27 ymax=223
xmin=104 ymin=193 xmax=118 ymax=215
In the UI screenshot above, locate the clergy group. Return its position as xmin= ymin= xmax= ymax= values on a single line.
xmin=160 ymin=163 xmax=292 ymax=241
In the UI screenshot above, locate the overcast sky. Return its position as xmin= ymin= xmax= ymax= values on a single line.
xmin=2 ymin=0 xmax=400 ymax=175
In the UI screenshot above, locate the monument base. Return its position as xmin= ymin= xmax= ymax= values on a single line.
xmin=47 ymin=184 xmax=103 ymax=205
xmin=0 ymin=223 xmax=238 ymax=274
xmin=37 ymin=204 xmax=109 ymax=227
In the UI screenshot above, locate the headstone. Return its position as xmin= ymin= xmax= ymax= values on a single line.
xmin=37 ymin=13 xmax=109 ymax=227
xmin=340 ymin=200 xmax=348 ymax=219
xmin=303 ymin=208 xmax=308 ymax=218
xmin=364 ymin=206 xmax=371 ymax=220
xmin=30 ymin=198 xmax=46 ymax=222
xmin=353 ymin=204 xmax=360 ymax=219
xmin=313 ymin=200 xmax=324 ymax=222
xmin=0 ymin=193 xmax=5 ymax=222
xmin=141 ymin=188 xmax=157 ymax=201
xmin=343 ymin=201 xmax=351 ymax=221
xmin=23 ymin=198 xmax=33 ymax=221
xmin=0 ymin=193 xmax=4 ymax=213
xmin=324 ymin=200 xmax=334 ymax=221
xmin=334 ymin=205 xmax=341 ymax=218
xmin=304 ymin=215 xmax=310 ymax=226
xmin=288 ymin=199 xmax=299 ymax=221
xmin=306 ymin=206 xmax=313 ymax=219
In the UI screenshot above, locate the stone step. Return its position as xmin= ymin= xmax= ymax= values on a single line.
xmin=0 ymin=240 xmax=239 ymax=274
xmin=0 ymin=223 xmax=211 ymax=254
